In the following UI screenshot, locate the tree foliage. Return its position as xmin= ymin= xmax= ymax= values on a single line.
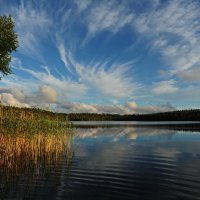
xmin=0 ymin=15 xmax=18 ymax=78
xmin=67 ymin=109 xmax=200 ymax=121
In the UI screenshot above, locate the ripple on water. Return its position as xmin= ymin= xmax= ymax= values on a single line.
xmin=1 ymin=128 xmax=200 ymax=200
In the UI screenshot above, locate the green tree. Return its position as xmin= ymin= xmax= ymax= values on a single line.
xmin=0 ymin=15 xmax=18 ymax=78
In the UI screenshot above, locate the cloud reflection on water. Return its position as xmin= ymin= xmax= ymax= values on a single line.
xmin=73 ymin=126 xmax=200 ymax=176
xmin=74 ymin=126 xmax=176 ymax=141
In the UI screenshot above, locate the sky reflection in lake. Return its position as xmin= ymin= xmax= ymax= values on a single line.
xmin=72 ymin=126 xmax=200 ymax=199
xmin=1 ymin=126 xmax=200 ymax=199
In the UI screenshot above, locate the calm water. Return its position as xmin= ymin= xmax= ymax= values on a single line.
xmin=72 ymin=121 xmax=200 ymax=125
xmin=1 ymin=123 xmax=200 ymax=199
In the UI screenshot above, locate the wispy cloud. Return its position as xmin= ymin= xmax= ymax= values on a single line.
xmin=75 ymin=60 xmax=139 ymax=99
xmin=56 ymin=41 xmax=139 ymax=100
xmin=58 ymin=43 xmax=74 ymax=73
xmin=60 ymin=101 xmax=174 ymax=114
xmin=179 ymin=67 xmax=200 ymax=81
xmin=12 ymin=55 xmax=137 ymax=104
xmin=0 ymin=0 xmax=198 ymax=111
xmin=1 ymin=54 xmax=142 ymax=112
xmin=4 ymin=1 xmax=51 ymax=59
xmin=85 ymin=1 xmax=134 ymax=37
xmin=152 ymin=80 xmax=178 ymax=94
xmin=0 ymin=64 xmax=173 ymax=114
xmin=134 ymin=0 xmax=200 ymax=75
xmin=16 ymin=66 xmax=88 ymax=101
xmin=74 ymin=0 xmax=91 ymax=13
xmin=165 ymin=84 xmax=200 ymax=103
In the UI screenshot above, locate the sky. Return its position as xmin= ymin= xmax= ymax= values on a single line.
xmin=0 ymin=0 xmax=200 ymax=114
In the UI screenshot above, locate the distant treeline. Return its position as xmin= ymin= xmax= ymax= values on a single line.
xmin=67 ymin=109 xmax=200 ymax=121
xmin=1 ymin=106 xmax=200 ymax=122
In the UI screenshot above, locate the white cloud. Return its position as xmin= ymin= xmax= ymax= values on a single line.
xmin=134 ymin=0 xmax=200 ymax=74
xmin=8 ymin=57 xmax=91 ymax=105
xmin=135 ymin=1 xmax=199 ymax=42
xmin=164 ymin=85 xmax=200 ymax=105
xmin=40 ymin=86 xmax=57 ymax=103
xmin=8 ymin=1 xmax=51 ymax=58
xmin=135 ymin=1 xmax=199 ymax=41
xmin=62 ymin=102 xmax=98 ymax=113
xmin=179 ymin=67 xmax=200 ymax=81
xmin=152 ymin=80 xmax=178 ymax=94
xmin=10 ymin=89 xmax=26 ymax=102
xmin=0 ymin=80 xmax=175 ymax=113
xmin=0 ymin=67 xmax=174 ymax=114
xmin=61 ymin=101 xmax=174 ymax=114
xmin=125 ymin=101 xmax=175 ymax=114
xmin=0 ymin=93 xmax=29 ymax=107
xmin=58 ymin=43 xmax=74 ymax=73
xmin=75 ymin=61 xmax=138 ymax=99
xmin=2 ymin=1 xmax=196 ymax=111
xmin=0 ymin=85 xmax=56 ymax=107
xmin=162 ymin=44 xmax=200 ymax=73
xmin=1 ymin=81 xmax=174 ymax=114
xmin=13 ymin=61 xmax=87 ymax=100
xmin=86 ymin=1 xmax=134 ymax=36
xmin=56 ymin=42 xmax=139 ymax=100
xmin=75 ymin=0 xmax=91 ymax=12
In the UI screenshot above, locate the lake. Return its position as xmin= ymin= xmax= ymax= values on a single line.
xmin=1 ymin=122 xmax=200 ymax=199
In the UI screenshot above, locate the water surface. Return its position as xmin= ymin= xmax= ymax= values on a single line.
xmin=72 ymin=120 xmax=200 ymax=125
xmin=1 ymin=123 xmax=200 ymax=199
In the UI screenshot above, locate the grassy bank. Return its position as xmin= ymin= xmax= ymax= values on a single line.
xmin=0 ymin=105 xmax=72 ymax=135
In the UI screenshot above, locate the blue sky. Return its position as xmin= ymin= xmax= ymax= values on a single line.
xmin=0 ymin=0 xmax=200 ymax=113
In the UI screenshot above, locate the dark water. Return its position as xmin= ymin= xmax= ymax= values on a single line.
xmin=1 ymin=124 xmax=200 ymax=199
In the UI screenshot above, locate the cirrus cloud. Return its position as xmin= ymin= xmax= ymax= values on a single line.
xmin=152 ymin=80 xmax=179 ymax=95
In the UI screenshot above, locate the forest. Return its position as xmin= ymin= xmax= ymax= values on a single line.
xmin=1 ymin=105 xmax=200 ymax=123
xmin=67 ymin=109 xmax=200 ymax=121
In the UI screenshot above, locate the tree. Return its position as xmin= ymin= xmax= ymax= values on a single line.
xmin=0 ymin=15 xmax=18 ymax=78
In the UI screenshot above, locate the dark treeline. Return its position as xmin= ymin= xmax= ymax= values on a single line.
xmin=2 ymin=106 xmax=200 ymax=121
xmin=67 ymin=109 xmax=200 ymax=121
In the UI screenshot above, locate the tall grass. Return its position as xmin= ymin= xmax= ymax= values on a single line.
xmin=0 ymin=104 xmax=74 ymax=197
xmin=0 ymin=104 xmax=72 ymax=135
xmin=0 ymin=132 xmax=73 ymax=197
xmin=0 ymin=132 xmax=73 ymax=176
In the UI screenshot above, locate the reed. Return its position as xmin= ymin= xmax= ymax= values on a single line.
xmin=0 ymin=132 xmax=73 ymax=197
xmin=0 ymin=104 xmax=72 ymax=135
xmin=0 ymin=104 xmax=73 ymax=198
xmin=0 ymin=132 xmax=73 ymax=174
